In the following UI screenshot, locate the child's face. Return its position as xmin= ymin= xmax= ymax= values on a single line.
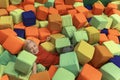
xmin=25 ymin=40 xmax=39 ymax=54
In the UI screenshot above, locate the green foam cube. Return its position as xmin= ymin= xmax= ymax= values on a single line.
xmin=62 ymin=26 xmax=76 ymax=38
xmin=10 ymin=9 xmax=24 ymax=24
xmin=73 ymin=2 xmax=84 ymax=8
xmin=62 ymin=14 xmax=73 ymax=27
xmin=37 ymin=64 xmax=46 ymax=72
xmin=10 ymin=0 xmax=22 ymax=4
xmin=0 ymin=65 xmax=6 ymax=77
xmin=72 ymin=30 xmax=88 ymax=45
xmin=60 ymin=51 xmax=80 ymax=76
xmin=4 ymin=62 xmax=19 ymax=78
xmin=103 ymin=40 xmax=120 ymax=55
xmin=18 ymin=71 xmax=32 ymax=80
xmin=100 ymin=62 xmax=120 ymax=80
xmin=110 ymin=14 xmax=120 ymax=29
xmin=39 ymin=21 xmax=48 ymax=28
xmin=45 ymin=0 xmax=55 ymax=8
xmin=52 ymin=68 xmax=75 ymax=80
xmin=0 ymin=50 xmax=16 ymax=65
xmin=34 ymin=2 xmax=44 ymax=8
xmin=55 ymin=37 xmax=71 ymax=53
xmin=90 ymin=15 xmax=108 ymax=30
xmin=14 ymin=50 xmax=37 ymax=74
xmin=0 ymin=45 xmax=4 ymax=55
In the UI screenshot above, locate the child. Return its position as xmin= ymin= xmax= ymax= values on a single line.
xmin=23 ymin=39 xmax=59 ymax=73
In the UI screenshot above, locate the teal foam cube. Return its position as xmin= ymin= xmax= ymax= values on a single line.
xmin=45 ymin=0 xmax=55 ymax=8
xmin=60 ymin=51 xmax=80 ymax=76
xmin=0 ymin=45 xmax=4 ymax=55
xmin=0 ymin=50 xmax=16 ymax=65
xmin=62 ymin=14 xmax=73 ymax=27
xmin=55 ymin=37 xmax=71 ymax=53
xmin=100 ymin=0 xmax=111 ymax=6
xmin=100 ymin=62 xmax=120 ymax=80
xmin=37 ymin=64 xmax=46 ymax=72
xmin=0 ymin=65 xmax=6 ymax=77
xmin=10 ymin=9 xmax=24 ymax=24
xmin=90 ymin=15 xmax=108 ymax=30
xmin=72 ymin=30 xmax=88 ymax=45
xmin=52 ymin=68 xmax=75 ymax=80
xmin=62 ymin=26 xmax=76 ymax=38
xmin=14 ymin=50 xmax=37 ymax=74
xmin=4 ymin=62 xmax=19 ymax=78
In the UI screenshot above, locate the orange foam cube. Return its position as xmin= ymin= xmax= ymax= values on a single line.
xmin=1 ymin=75 xmax=9 ymax=80
xmin=86 ymin=10 xmax=93 ymax=18
xmin=27 ymin=37 xmax=40 ymax=45
xmin=65 ymin=5 xmax=74 ymax=10
xmin=2 ymin=36 xmax=24 ymax=54
xmin=48 ymin=65 xmax=58 ymax=79
xmin=36 ymin=6 xmax=48 ymax=20
xmin=0 ymin=30 xmax=8 ymax=44
xmin=75 ymin=6 xmax=89 ymax=17
xmin=55 ymin=5 xmax=67 ymax=15
xmin=73 ymin=13 xmax=87 ymax=29
xmin=108 ymin=9 xmax=120 ymax=16
xmin=0 ymin=9 xmax=8 ymax=16
xmin=29 ymin=71 xmax=50 ymax=80
xmin=49 ymin=7 xmax=58 ymax=14
xmin=104 ymin=3 xmax=118 ymax=15
xmin=23 ymin=0 xmax=34 ymax=4
xmin=55 ymin=0 xmax=64 ymax=5
xmin=92 ymin=2 xmax=104 ymax=15
xmin=99 ymin=33 xmax=108 ymax=44
xmin=23 ymin=4 xmax=36 ymax=14
xmin=68 ymin=9 xmax=77 ymax=17
xmin=14 ymin=22 xmax=25 ymax=29
xmin=108 ymin=35 xmax=119 ymax=44
xmin=90 ymin=45 xmax=113 ymax=68
xmin=77 ymin=64 xmax=102 ymax=80
xmin=108 ymin=29 xmax=120 ymax=36
xmin=7 ymin=5 xmax=18 ymax=12
xmin=38 ymin=27 xmax=51 ymax=42
xmin=25 ymin=26 xmax=39 ymax=38
xmin=64 ymin=0 xmax=75 ymax=5
xmin=1 ymin=28 xmax=17 ymax=36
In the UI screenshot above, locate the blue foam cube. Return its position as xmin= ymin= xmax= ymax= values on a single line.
xmin=22 ymin=11 xmax=36 ymax=26
xmin=85 ymin=5 xmax=92 ymax=10
xmin=14 ymin=29 xmax=25 ymax=38
xmin=100 ymin=28 xmax=108 ymax=35
xmin=109 ymin=55 xmax=120 ymax=68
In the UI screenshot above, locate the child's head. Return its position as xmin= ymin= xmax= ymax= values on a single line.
xmin=23 ymin=39 xmax=39 ymax=54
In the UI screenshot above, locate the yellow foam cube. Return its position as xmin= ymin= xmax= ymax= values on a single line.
xmin=85 ymin=26 xmax=100 ymax=44
xmin=0 ymin=0 xmax=9 ymax=8
xmin=74 ymin=40 xmax=95 ymax=65
xmin=0 ymin=16 xmax=13 ymax=29
xmin=40 ymin=41 xmax=55 ymax=52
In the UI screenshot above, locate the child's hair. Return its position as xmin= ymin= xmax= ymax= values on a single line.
xmin=23 ymin=39 xmax=37 ymax=52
